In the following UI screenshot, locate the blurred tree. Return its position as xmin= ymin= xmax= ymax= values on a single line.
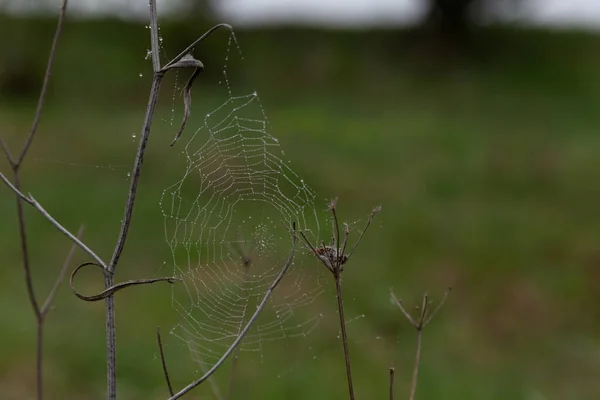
xmin=424 ymin=0 xmax=522 ymax=39
xmin=425 ymin=0 xmax=475 ymax=37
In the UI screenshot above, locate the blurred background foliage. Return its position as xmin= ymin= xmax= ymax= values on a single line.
xmin=2 ymin=1 xmax=600 ymax=399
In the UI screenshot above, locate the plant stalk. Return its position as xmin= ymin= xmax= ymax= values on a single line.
xmin=334 ymin=274 xmax=355 ymax=400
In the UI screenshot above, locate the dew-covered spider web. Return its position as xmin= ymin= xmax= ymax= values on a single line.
xmin=159 ymin=32 xmax=325 ymax=369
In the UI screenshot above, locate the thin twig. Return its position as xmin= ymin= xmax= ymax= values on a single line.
xmin=35 ymin=225 xmax=82 ymax=400
xmin=157 ymin=327 xmax=174 ymax=396
xmin=409 ymin=330 xmax=422 ymax=400
xmin=161 ymin=23 xmax=232 ymax=71
xmin=108 ymin=73 xmax=163 ymax=274
xmin=423 ymin=288 xmax=451 ymax=327
xmin=329 ymin=198 xmax=341 ymax=259
xmin=391 ymin=289 xmax=451 ymax=400
xmin=347 ymin=205 xmax=381 ymax=261
xmin=389 ymin=367 xmax=395 ymax=400
xmin=40 ymin=225 xmax=84 ymax=316
xmin=70 ymin=262 xmax=180 ymax=302
xmin=149 ymin=0 xmax=161 ymax=73
xmin=1 ymin=2 xmax=69 ymax=394
xmin=339 ymin=223 xmax=350 ymax=264
xmin=0 ymin=172 xmax=107 ymax=269
xmin=297 ymin=231 xmax=333 ymax=273
xmin=335 ymin=274 xmax=355 ymax=400
xmin=0 ymin=134 xmax=14 ymax=165
xmin=169 ymin=228 xmax=297 ymax=400
xmin=13 ymin=172 xmax=40 ymax=318
xmin=17 ymin=0 xmax=69 ymax=167
xmin=197 ymin=355 xmax=224 ymax=400
xmin=389 ymin=291 xmax=417 ymax=327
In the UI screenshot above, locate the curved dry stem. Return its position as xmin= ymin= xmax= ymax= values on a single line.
xmin=70 ymin=262 xmax=180 ymax=302
xmin=169 ymin=229 xmax=297 ymax=400
xmin=161 ymin=23 xmax=233 ymax=72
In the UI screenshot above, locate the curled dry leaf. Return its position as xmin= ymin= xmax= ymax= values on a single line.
xmin=162 ymin=52 xmax=205 ymax=147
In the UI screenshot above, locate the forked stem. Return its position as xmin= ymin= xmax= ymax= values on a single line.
xmin=335 ymin=274 xmax=355 ymax=400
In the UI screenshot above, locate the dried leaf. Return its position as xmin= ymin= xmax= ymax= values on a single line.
xmin=171 ymin=67 xmax=202 ymax=146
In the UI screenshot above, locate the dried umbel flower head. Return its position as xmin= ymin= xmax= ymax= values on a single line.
xmin=299 ymin=199 xmax=381 ymax=275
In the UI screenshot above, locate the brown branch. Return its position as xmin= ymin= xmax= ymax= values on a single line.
xmin=13 ymin=172 xmax=40 ymax=319
xmin=389 ymin=367 xmax=395 ymax=400
xmin=17 ymin=0 xmax=69 ymax=167
xmin=409 ymin=329 xmax=423 ymax=400
xmin=0 ymin=171 xmax=107 ymax=269
xmin=329 ymin=198 xmax=341 ymax=258
xmin=70 ymin=262 xmax=181 ymax=302
xmin=35 ymin=225 xmax=83 ymax=400
xmin=157 ymin=327 xmax=174 ymax=396
xmin=389 ymin=291 xmax=418 ymax=327
xmin=40 ymin=225 xmax=84 ymax=316
xmin=424 ymin=288 xmax=451 ymax=328
xmin=297 ymin=231 xmax=333 ymax=273
xmin=0 ymin=5 xmax=70 ymax=396
xmin=301 ymin=204 xmax=380 ymax=400
xmin=346 ymin=205 xmax=381 ymax=261
xmin=335 ymin=274 xmax=355 ymax=400
xmin=104 ymin=2 xmax=232 ymax=395
xmin=161 ymin=23 xmax=232 ymax=72
xmin=0 ymin=134 xmax=14 ymax=166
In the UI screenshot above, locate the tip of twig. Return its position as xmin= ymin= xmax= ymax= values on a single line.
xmin=372 ymin=205 xmax=382 ymax=215
xmin=167 ymin=277 xmax=183 ymax=284
xmin=328 ymin=197 xmax=338 ymax=211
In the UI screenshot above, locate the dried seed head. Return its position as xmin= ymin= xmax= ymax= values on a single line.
xmin=328 ymin=197 xmax=338 ymax=211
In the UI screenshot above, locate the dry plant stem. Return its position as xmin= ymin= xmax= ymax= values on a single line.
xmin=70 ymin=262 xmax=180 ymax=302
xmin=0 ymin=172 xmax=107 ymax=269
xmin=161 ymin=23 xmax=232 ymax=71
xmin=170 ymin=233 xmax=297 ymax=400
xmin=103 ymin=1 xmax=164 ymax=394
xmin=389 ymin=367 xmax=395 ymax=400
xmin=409 ymin=330 xmax=423 ymax=400
xmin=391 ymin=289 xmax=451 ymax=400
xmin=103 ymin=71 xmax=164 ymax=399
xmin=0 ymin=1 xmax=70 ymax=398
xmin=157 ymin=327 xmax=174 ymax=396
xmin=334 ymin=274 xmax=355 ymax=400
xmin=35 ymin=226 xmax=83 ymax=400
xmin=18 ymin=0 xmax=68 ymax=166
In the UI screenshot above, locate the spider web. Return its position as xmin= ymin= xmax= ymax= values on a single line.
xmin=159 ymin=32 xmax=325 ymax=369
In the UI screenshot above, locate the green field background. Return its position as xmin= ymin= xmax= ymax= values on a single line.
xmin=1 ymin=14 xmax=600 ymax=399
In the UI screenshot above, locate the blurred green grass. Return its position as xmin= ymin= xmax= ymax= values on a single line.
xmin=2 ymin=16 xmax=600 ymax=399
